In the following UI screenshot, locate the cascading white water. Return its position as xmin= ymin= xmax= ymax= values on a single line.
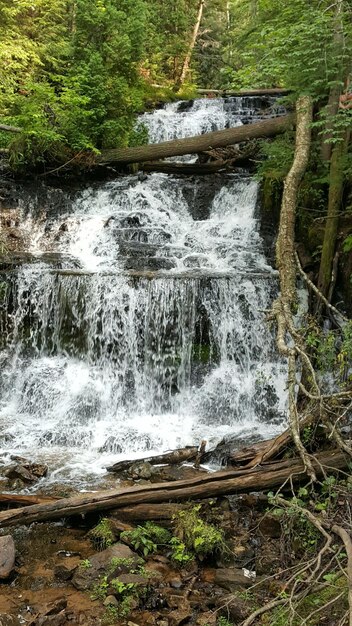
xmin=0 ymin=97 xmax=287 ymax=486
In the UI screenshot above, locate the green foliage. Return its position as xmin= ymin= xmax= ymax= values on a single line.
xmin=79 ymin=558 xmax=91 ymax=569
xmin=303 ymin=317 xmax=352 ymax=384
xmin=89 ymin=518 xmax=115 ymax=551
xmin=91 ymin=574 xmax=110 ymax=600
xmin=343 ymin=235 xmax=352 ymax=253
xmin=172 ymin=505 xmax=225 ymax=559
xmin=217 ymin=618 xmax=233 ymax=626
xmin=169 ymin=537 xmax=194 ymax=565
xmin=257 ymin=133 xmax=295 ymax=181
xmin=121 ymin=522 xmax=171 ymax=557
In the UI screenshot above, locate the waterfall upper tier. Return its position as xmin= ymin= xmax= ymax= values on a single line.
xmin=0 ymin=97 xmax=287 ymax=487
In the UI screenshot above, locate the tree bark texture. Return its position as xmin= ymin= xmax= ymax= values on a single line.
xmin=276 ymin=96 xmax=313 ymax=304
xmin=317 ymin=129 xmax=350 ymax=300
xmin=98 ymin=114 xmax=294 ymax=165
xmin=0 ymin=449 xmax=346 ymax=528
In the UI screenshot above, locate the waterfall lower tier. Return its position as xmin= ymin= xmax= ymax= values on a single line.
xmin=0 ymin=97 xmax=287 ymax=487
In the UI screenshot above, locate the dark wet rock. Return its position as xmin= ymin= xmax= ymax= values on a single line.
xmin=168 ymin=609 xmax=193 ymax=626
xmin=4 ymin=464 xmax=37 ymax=483
xmin=0 ymin=535 xmax=15 ymax=579
xmin=214 ymin=594 xmax=250 ymax=622
xmin=119 ymin=241 xmax=160 ymax=257
xmin=202 ymin=567 xmax=255 ymax=591
xmin=54 ymin=556 xmax=80 ymax=581
xmin=0 ymin=616 xmax=21 ymax=626
xmin=127 ymin=461 xmax=154 ymax=480
xmin=125 ymin=257 xmax=176 ymax=271
xmin=98 ymin=436 xmax=122 ymax=454
xmin=177 ymin=100 xmax=194 ymax=112
xmin=258 ymin=514 xmax=281 ymax=538
xmin=35 ymin=614 xmax=66 ymax=626
xmin=72 ymin=543 xmax=143 ymax=591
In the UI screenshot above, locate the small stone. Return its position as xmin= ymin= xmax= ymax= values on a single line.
xmin=0 ymin=535 xmax=15 ymax=579
xmin=170 ymin=578 xmax=182 ymax=589
xmin=168 ymin=609 xmax=192 ymax=626
xmin=213 ymin=568 xmax=255 ymax=591
xmin=103 ymin=596 xmax=119 ymax=608
xmin=196 ymin=612 xmax=216 ymax=626
xmin=54 ymin=557 xmax=80 ymax=581
xmin=23 ymin=463 xmax=48 ymax=478
xmin=128 ymin=461 xmax=154 ymax=480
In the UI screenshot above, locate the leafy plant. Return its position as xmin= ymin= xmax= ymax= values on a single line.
xmin=121 ymin=522 xmax=171 ymax=556
xmin=172 ymin=505 xmax=226 ymax=558
xmin=89 ymin=518 xmax=115 ymax=551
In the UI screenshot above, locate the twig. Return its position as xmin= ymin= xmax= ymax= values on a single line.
xmin=295 ymin=251 xmax=348 ymax=322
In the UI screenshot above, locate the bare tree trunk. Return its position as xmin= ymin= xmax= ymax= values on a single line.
xmin=273 ymin=95 xmax=315 ymax=479
xmin=177 ymin=0 xmax=204 ymax=88
xmin=317 ymin=129 xmax=350 ymax=301
xmin=98 ymin=113 xmax=293 ymax=165
xmin=276 ymin=96 xmax=313 ymax=303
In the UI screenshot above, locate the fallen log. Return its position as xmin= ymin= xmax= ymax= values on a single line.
xmin=111 ymin=503 xmax=184 ymax=522
xmin=228 ymin=415 xmax=315 ymax=468
xmin=0 ymin=449 xmax=346 ymax=528
xmin=0 ymin=494 xmax=57 ymax=507
xmin=196 ymin=88 xmax=291 ymax=97
xmin=106 ymin=446 xmax=199 ymax=473
xmin=140 ymin=160 xmax=229 ymax=175
xmin=98 ymin=113 xmax=294 ymax=165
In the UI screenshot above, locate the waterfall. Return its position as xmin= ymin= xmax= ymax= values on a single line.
xmin=0 ymin=97 xmax=287 ymax=487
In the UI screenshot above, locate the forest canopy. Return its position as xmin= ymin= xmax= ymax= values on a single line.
xmin=0 ymin=0 xmax=351 ymax=166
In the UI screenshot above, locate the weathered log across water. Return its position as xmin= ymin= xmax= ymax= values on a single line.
xmin=98 ymin=114 xmax=294 ymax=165
xmin=0 ymin=448 xmax=347 ymax=528
xmin=106 ymin=446 xmax=199 ymax=472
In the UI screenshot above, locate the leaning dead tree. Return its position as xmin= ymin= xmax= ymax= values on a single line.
xmin=98 ymin=113 xmax=293 ymax=165
xmin=177 ymin=0 xmax=205 ymax=88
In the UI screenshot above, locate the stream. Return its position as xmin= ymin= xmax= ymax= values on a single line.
xmin=0 ymin=96 xmax=288 ymax=488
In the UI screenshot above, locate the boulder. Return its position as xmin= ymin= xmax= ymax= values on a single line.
xmin=4 ymin=464 xmax=37 ymax=483
xmin=0 ymin=535 xmax=15 ymax=579
xmin=72 ymin=543 xmax=143 ymax=591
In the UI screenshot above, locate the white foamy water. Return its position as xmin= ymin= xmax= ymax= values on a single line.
xmin=0 ymin=98 xmax=287 ymax=487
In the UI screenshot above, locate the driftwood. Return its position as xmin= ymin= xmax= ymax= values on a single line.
xmin=0 ymin=449 xmax=346 ymax=528
xmin=229 ymin=415 xmax=314 ymax=468
xmin=98 ymin=114 xmax=294 ymax=165
xmin=107 ymin=446 xmax=199 ymax=473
